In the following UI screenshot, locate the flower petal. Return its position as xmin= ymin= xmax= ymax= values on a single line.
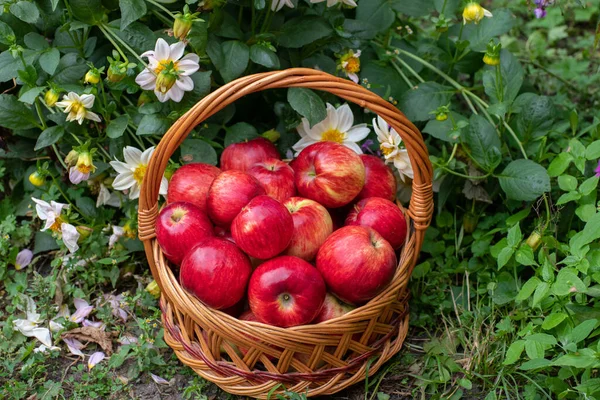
xmin=85 ymin=111 xmax=102 ymax=123
xmin=336 ymin=104 xmax=354 ymax=133
xmin=168 ymin=85 xmax=185 ymax=103
xmin=63 ymin=337 xmax=85 ymax=357
xmin=123 ymin=146 xmax=143 ymax=166
xmin=128 ymin=183 xmax=141 ymax=200
xmin=175 ymin=75 xmax=194 ymax=91
xmin=135 ymin=69 xmax=157 ymax=90
xmin=88 ymin=351 xmax=106 ymax=370
xmin=169 ymin=41 xmax=186 ymax=61
xmin=151 ymin=373 xmax=169 ymax=385
xmin=15 ymin=249 xmax=33 ymax=270
xmin=80 ymin=94 xmax=95 ymax=108
xmin=112 ymin=172 xmax=135 ymax=191
xmin=159 ymin=177 xmax=169 ymax=196
xmin=345 ymin=125 xmax=370 ymax=142
xmin=61 ymin=223 xmax=80 ymax=254
xmin=110 ymin=160 xmax=133 ymax=174
xmin=153 ymin=38 xmax=170 ymax=61
xmin=343 ymin=141 xmax=363 ymax=155
xmin=32 ymin=327 xmax=53 ymax=347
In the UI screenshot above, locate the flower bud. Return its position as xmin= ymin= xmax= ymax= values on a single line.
xmin=84 ymin=69 xmax=101 ymax=85
xmin=76 ymin=151 xmax=96 ymax=175
xmin=107 ymin=63 xmax=127 ymax=83
xmin=155 ymin=70 xmax=177 ymax=94
xmin=173 ymin=15 xmax=193 ymax=40
xmin=483 ymin=40 xmax=502 ymax=66
xmin=436 ymin=113 xmax=448 ymax=122
xmin=65 ymin=149 xmax=79 ymax=166
xmin=44 ymin=89 xmax=60 ymax=107
xmin=261 ymin=129 xmax=280 ymax=143
xmin=462 ymin=212 xmax=479 ymax=234
xmin=463 ymin=2 xmax=492 ymax=24
xmin=145 ymin=280 xmax=161 ymax=298
xmin=76 ymin=225 xmax=93 ymax=240
xmin=138 ymin=91 xmax=153 ymax=106
xmin=526 ymin=230 xmax=542 ymax=251
xmin=29 ymin=171 xmax=45 ymax=187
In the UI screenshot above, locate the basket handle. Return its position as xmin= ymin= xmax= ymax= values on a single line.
xmin=138 ymin=68 xmax=433 ymax=288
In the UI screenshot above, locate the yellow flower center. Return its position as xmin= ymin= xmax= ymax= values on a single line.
xmin=463 ymin=3 xmax=485 ymax=23
xmin=133 ymin=164 xmax=147 ymax=185
xmin=50 ymin=216 xmax=64 ymax=232
xmin=70 ymin=101 xmax=84 ymax=115
xmin=154 ymin=60 xmax=179 ymax=75
xmin=344 ymin=57 xmax=360 ymax=73
xmin=380 ymin=144 xmax=395 ymax=156
xmin=321 ymin=129 xmax=345 ymax=143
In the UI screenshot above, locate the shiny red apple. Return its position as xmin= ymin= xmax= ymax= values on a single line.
xmin=180 ymin=237 xmax=252 ymax=310
xmin=248 ymin=158 xmax=296 ymax=203
xmin=155 ymin=202 xmax=214 ymax=266
xmin=316 ymin=226 xmax=397 ymax=305
xmin=221 ymin=137 xmax=281 ymax=172
xmin=283 ymin=197 xmax=333 ymax=261
xmin=313 ymin=293 xmax=355 ymax=323
xmin=355 ymin=155 xmax=397 ymax=202
xmin=345 ymin=197 xmax=407 ymax=250
xmin=293 ymin=142 xmax=365 ymax=208
xmin=231 ymin=195 xmax=293 ymax=259
xmin=248 ymin=256 xmax=326 ymax=327
xmin=167 ymin=163 xmax=221 ymax=213
xmin=206 ymin=170 xmax=266 ymax=227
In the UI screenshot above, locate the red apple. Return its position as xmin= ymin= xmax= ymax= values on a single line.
xmin=214 ymin=226 xmax=235 ymax=243
xmin=206 ymin=170 xmax=266 ymax=227
xmin=248 ymin=256 xmax=326 ymax=327
xmin=356 ymin=155 xmax=397 ymax=202
xmin=239 ymin=310 xmax=259 ymax=322
xmin=155 ymin=202 xmax=214 ymax=266
xmin=180 ymin=237 xmax=252 ymax=309
xmin=167 ymin=163 xmax=221 ymax=213
xmin=316 ymin=226 xmax=397 ymax=305
xmin=222 ymin=299 xmax=246 ymax=318
xmin=313 ymin=293 xmax=355 ymax=323
xmin=247 ymin=158 xmax=296 ymax=203
xmin=345 ymin=197 xmax=407 ymax=250
xmin=283 ymin=197 xmax=333 ymax=261
xmin=221 ymin=137 xmax=281 ymax=172
xmin=293 ymin=142 xmax=365 ymax=208
xmin=231 ymin=195 xmax=293 ymax=259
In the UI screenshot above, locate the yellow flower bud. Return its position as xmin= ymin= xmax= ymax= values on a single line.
xmin=261 ymin=129 xmax=280 ymax=143
xmin=44 ymin=89 xmax=60 ymax=107
xmin=173 ymin=15 xmax=193 ymax=40
xmin=483 ymin=54 xmax=500 ymax=66
xmin=145 ymin=280 xmax=161 ymax=298
xmin=76 ymin=151 xmax=96 ymax=175
xmin=155 ymin=70 xmax=177 ymax=94
xmin=65 ymin=149 xmax=79 ymax=166
xmin=526 ymin=230 xmax=542 ymax=251
xmin=84 ymin=69 xmax=101 ymax=85
xmin=436 ymin=113 xmax=448 ymax=122
xmin=463 ymin=2 xmax=493 ymax=24
xmin=107 ymin=63 xmax=127 ymax=83
xmin=76 ymin=225 xmax=93 ymax=240
xmin=28 ymin=171 xmax=45 ymax=187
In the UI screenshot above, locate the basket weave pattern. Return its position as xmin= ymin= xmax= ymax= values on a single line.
xmin=138 ymin=68 xmax=433 ymax=398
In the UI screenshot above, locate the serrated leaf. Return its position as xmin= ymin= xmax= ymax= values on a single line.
xmin=287 ymin=88 xmax=327 ymax=128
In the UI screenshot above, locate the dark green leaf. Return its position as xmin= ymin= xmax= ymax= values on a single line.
xmin=287 ymin=88 xmax=327 ymax=128
xmin=187 ymin=21 xmax=208 ymax=55
xmin=569 ymin=319 xmax=597 ymax=344
xmin=136 ymin=114 xmax=169 ymax=136
xmin=10 ymin=2 xmax=40 ymax=24
xmin=399 ymin=82 xmax=452 ymax=122
xmin=356 ymin=0 xmax=395 ymax=33
xmin=224 ymin=122 xmax=258 ymax=147
xmin=39 ymin=48 xmax=60 ymax=75
xmin=392 ymin=0 xmax=435 ymax=17
xmin=53 ymin=53 xmax=88 ymax=84
xmin=18 ymin=87 xmax=45 ymax=105
xmin=24 ymin=32 xmax=48 ymax=50
xmin=76 ymin=197 xmax=97 ymax=218
xmin=465 ymin=9 xmax=515 ymax=51
xmin=0 ymin=94 xmax=38 ymax=130
xmin=361 ymin=61 xmax=408 ymax=102
xmin=342 ymin=19 xmax=378 ymax=40
xmin=33 ymin=231 xmax=59 ymax=254
xmin=180 ymin=139 xmax=218 ymax=165
xmin=107 ymin=115 xmax=129 ymax=138
xmin=219 ymin=40 xmax=249 ymax=82
xmin=119 ymin=0 xmax=146 ymax=30
xmin=482 ymin=50 xmax=523 ymax=104
xmin=0 ymin=50 xmax=37 ymax=83
xmin=178 ymin=71 xmax=212 ymax=109
xmin=516 ymin=95 xmax=555 ymax=139
xmin=70 ymin=0 xmax=105 ymax=25
xmin=108 ymin=21 xmax=156 ymax=54
xmin=278 ymin=16 xmax=333 ymax=48
xmin=462 ymin=114 xmax=502 ymax=170
xmin=35 ymin=126 xmax=64 ymax=150
xmin=0 ymin=21 xmax=15 ymax=45
xmin=250 ymin=44 xmax=280 ymax=69
xmin=423 ymin=112 xmax=466 ymax=143
xmin=498 ymin=160 xmax=550 ymax=201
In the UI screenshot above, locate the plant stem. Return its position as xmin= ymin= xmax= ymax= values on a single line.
xmin=392 ymin=57 xmax=424 ymax=84
xmin=435 ymin=164 xmax=491 ymax=180
xmin=390 ymin=61 xmax=414 ymax=88
xmin=98 ymin=24 xmax=129 ymax=63
xmin=101 ymin=24 xmax=148 ymax=67
xmin=146 ymin=0 xmax=176 ymax=19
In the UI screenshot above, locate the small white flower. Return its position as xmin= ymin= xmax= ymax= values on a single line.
xmin=63 ymin=337 xmax=85 ymax=357
xmin=339 ymin=49 xmax=361 ymax=83
xmin=293 ymin=103 xmax=370 ymax=155
xmin=55 ymin=93 xmax=101 ymax=125
xmin=96 ymin=184 xmax=122 ymax=208
xmin=135 ymin=38 xmax=200 ymax=103
xmin=373 ymin=116 xmax=413 ymax=182
xmin=70 ymin=298 xmax=94 ymax=323
xmin=15 ymin=249 xmax=33 ymax=270
xmin=109 ymin=225 xmax=125 ymax=248
xmin=110 ymin=146 xmax=168 ymax=200
xmin=310 ymin=0 xmax=357 ymax=7
xmin=13 ymin=295 xmax=53 ymax=348
xmin=31 ymin=198 xmax=80 ymax=253
xmin=88 ymin=351 xmax=106 ymax=370
xmin=271 ymin=0 xmax=294 ymax=11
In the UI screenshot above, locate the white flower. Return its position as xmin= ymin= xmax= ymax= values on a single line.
xmin=271 ymin=0 xmax=294 ymax=11
xmin=135 ymin=38 xmax=200 ymax=103
xmin=15 ymin=249 xmax=33 ymax=270
xmin=88 ymin=351 xmax=106 ymax=370
xmin=339 ymin=49 xmax=361 ymax=83
xmin=69 ymin=298 xmax=94 ymax=323
xmin=292 ymin=103 xmax=370 ymax=155
xmin=373 ymin=116 xmax=413 ymax=182
xmin=34 ymin=344 xmax=61 ymax=353
xmin=310 ymin=0 xmax=357 ymax=7
xmin=109 ymin=146 xmax=168 ymax=200
xmin=55 ymin=93 xmax=101 ymax=125
xmin=13 ymin=295 xmax=53 ymax=348
xmin=109 ymin=225 xmax=125 ymax=248
xmin=96 ymin=184 xmax=122 ymax=208
xmin=31 ymin=198 xmax=80 ymax=253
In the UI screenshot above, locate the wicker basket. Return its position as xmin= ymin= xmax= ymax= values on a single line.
xmin=137 ymin=68 xmax=433 ymax=398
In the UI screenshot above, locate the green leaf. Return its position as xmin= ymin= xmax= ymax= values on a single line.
xmin=575 ymin=378 xmax=600 ymax=395
xmin=69 ymin=0 xmax=105 ymax=25
xmin=556 ymin=191 xmax=581 ymax=206
xmin=498 ymin=159 xmax=550 ymax=202
xmin=525 ymin=340 xmax=544 ymax=359
xmin=423 ymin=112 xmax=465 ymax=143
xmin=462 ymin=114 xmax=502 ymax=170
xmin=503 ymin=340 xmax=525 ymax=365
xmin=585 ymin=140 xmax=600 ymax=160
xmin=541 ymin=313 xmax=568 ymax=330
xmin=178 ymin=71 xmax=212 ymax=109
xmin=24 ymin=32 xmax=48 ymax=50
xmin=361 ymin=61 xmax=408 ymax=102
xmin=33 ymin=231 xmax=59 ymax=254
xmin=516 ymin=95 xmax=556 ymax=139
xmin=224 ymin=122 xmax=259 ymax=147
xmin=515 ymin=245 xmax=536 ymax=266
xmin=398 ymin=82 xmax=453 ymax=122
xmin=119 ymin=0 xmax=146 ymax=30
xmin=579 ymin=177 xmax=598 ymax=196
xmin=519 ymin=358 xmax=552 ymax=370
xmin=278 ymin=16 xmax=333 ymax=48
xmin=76 ymin=197 xmax=97 ymax=218
xmin=0 ymin=50 xmax=37 ymax=83
xmin=287 ymin=88 xmax=327 ymax=128
xmin=356 ymin=0 xmax=395 ymax=32
xmin=109 ymin=21 xmax=156 ymax=54
xmin=39 ymin=48 xmax=60 ymax=75
xmin=482 ymin=50 xmax=523 ymax=104
xmin=548 ymin=152 xmax=573 ymax=177
xmin=10 ymin=1 xmax=40 ymax=24
xmin=497 ymin=247 xmax=514 ymax=270
xmin=526 ymin=333 xmax=557 ymax=346
xmin=552 ymin=353 xmax=597 ymax=368
xmin=558 ymin=174 xmax=578 ymax=192
xmin=570 ymin=212 xmax=600 ymax=251
xmin=516 ymin=277 xmax=540 ymax=301
xmin=0 ymin=94 xmax=37 ymax=130
xmin=250 ymin=44 xmax=280 ymax=69
xmin=219 ymin=40 xmax=249 ymax=82
xmin=136 ymin=114 xmax=169 ymax=136
xmin=553 ymin=268 xmax=586 ymax=296
xmin=180 ymin=139 xmax=218 ymax=165
xmin=187 ymin=21 xmax=208 ymax=55
xmin=0 ymin=21 xmax=15 ymax=45
xmin=35 ymin=126 xmax=64 ymax=150
xmin=532 ymin=282 xmax=550 ymax=307
xmin=107 ymin=115 xmax=129 ymax=139
xmin=507 ymin=223 xmax=522 ymax=247
xmin=53 ymin=53 xmax=88 ymax=84
xmin=18 ymin=87 xmax=45 ymax=105
xmin=569 ymin=319 xmax=597 ymax=344
xmin=393 ymin=0 xmax=435 ymax=17
xmin=465 ymin=8 xmax=515 ymax=51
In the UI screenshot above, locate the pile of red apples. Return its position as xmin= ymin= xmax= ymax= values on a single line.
xmin=156 ymin=138 xmax=407 ymax=328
